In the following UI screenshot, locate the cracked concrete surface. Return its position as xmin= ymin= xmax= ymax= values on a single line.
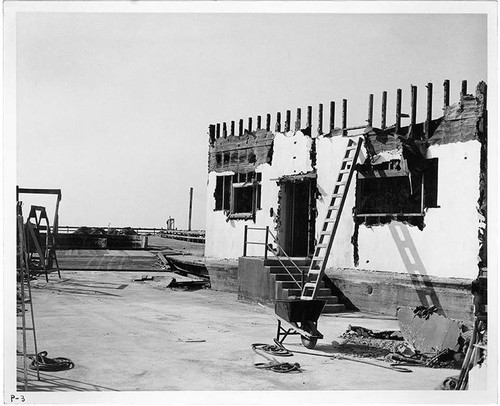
xmin=17 ymin=268 xmax=457 ymax=392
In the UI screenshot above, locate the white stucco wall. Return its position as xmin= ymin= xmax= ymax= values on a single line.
xmin=353 ymin=140 xmax=481 ymax=279
xmin=205 ymin=131 xmax=313 ymax=260
xmin=206 ymin=130 xmax=482 ymax=280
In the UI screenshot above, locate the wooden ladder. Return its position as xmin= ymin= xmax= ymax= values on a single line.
xmin=26 ymin=205 xmax=61 ymax=282
xmin=17 ymin=209 xmax=40 ymax=390
xmin=301 ymin=137 xmax=363 ymax=300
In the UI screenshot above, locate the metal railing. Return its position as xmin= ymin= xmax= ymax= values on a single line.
xmin=243 ymin=225 xmax=304 ymax=290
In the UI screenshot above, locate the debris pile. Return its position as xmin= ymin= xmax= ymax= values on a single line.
xmin=73 ymin=226 xmax=138 ymax=236
xmin=339 ymin=325 xmax=403 ymax=359
xmin=337 ymin=306 xmax=473 ymax=370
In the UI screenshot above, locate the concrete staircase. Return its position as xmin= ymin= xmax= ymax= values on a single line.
xmin=265 ymin=258 xmax=345 ymax=314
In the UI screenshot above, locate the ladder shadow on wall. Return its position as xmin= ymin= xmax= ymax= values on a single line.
xmin=388 ymin=222 xmax=445 ymax=316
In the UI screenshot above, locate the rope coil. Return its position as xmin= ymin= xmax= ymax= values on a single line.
xmin=29 ymin=351 xmax=74 ymax=372
xmin=251 ymin=343 xmax=301 ymax=373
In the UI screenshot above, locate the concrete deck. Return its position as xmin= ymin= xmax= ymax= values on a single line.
xmin=15 ymin=268 xmax=458 ymax=393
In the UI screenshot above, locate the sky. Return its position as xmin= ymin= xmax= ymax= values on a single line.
xmin=13 ymin=7 xmax=488 ymax=230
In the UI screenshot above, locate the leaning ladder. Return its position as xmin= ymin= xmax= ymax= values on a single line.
xmin=17 ymin=211 xmax=40 ymax=390
xmin=301 ymin=137 xmax=363 ymax=300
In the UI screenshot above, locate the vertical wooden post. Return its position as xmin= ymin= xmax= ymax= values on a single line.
xmin=209 ymin=125 xmax=216 ymax=144
xmin=257 ymin=115 xmax=262 ymax=129
xmin=222 ymin=122 xmax=227 ymax=138
xmin=425 ymin=82 xmax=433 ymax=139
xmin=329 ymin=101 xmax=335 ymax=132
xmin=443 ymin=79 xmax=450 ymax=108
xmin=188 ymin=187 xmax=193 ymax=231
xmin=266 ymin=114 xmax=271 ymax=131
xmin=395 ymin=89 xmax=402 ymax=134
xmin=285 ymin=110 xmax=291 ymax=132
xmin=307 ymin=105 xmax=312 ymax=130
xmin=248 ymin=117 xmax=253 ymax=133
xmin=367 ymin=94 xmax=374 ymax=127
xmin=461 ymin=80 xmax=468 ymax=97
xmin=342 ymin=99 xmax=347 ymax=136
xmin=276 ymin=112 xmax=281 ymax=132
xmin=216 ymin=123 xmax=221 ymax=139
xmin=239 ymin=119 xmax=243 ymax=136
xmin=230 ymin=120 xmax=235 ymax=136
xmin=318 ymin=103 xmax=323 ymax=135
xmin=295 ymin=108 xmax=301 ymax=131
xmin=410 ymin=85 xmax=417 ymax=139
xmin=381 ymin=91 xmax=387 ymax=129
xmin=243 ymin=225 xmax=248 ymax=256
xmin=264 ymin=226 xmax=269 ymax=260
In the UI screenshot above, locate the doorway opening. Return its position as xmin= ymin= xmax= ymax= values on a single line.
xmin=278 ymin=177 xmax=316 ymax=257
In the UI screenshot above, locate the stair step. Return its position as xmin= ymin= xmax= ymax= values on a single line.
xmin=267 ymin=266 xmax=309 ymax=274
xmin=285 ymin=294 xmax=339 ymax=305
xmin=273 ymin=273 xmax=305 ymax=282
xmin=263 ymin=258 xmax=311 ymax=267
xmin=285 ymin=287 xmax=330 ymax=296
xmin=276 ymin=280 xmax=324 ymax=290
xmin=322 ymin=303 xmax=346 ymax=314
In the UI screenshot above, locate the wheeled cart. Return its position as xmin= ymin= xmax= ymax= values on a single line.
xmin=274 ymin=299 xmax=326 ymax=349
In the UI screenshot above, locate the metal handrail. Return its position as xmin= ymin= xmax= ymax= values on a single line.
xmin=243 ymin=225 xmax=303 ymax=289
xmin=266 ymin=229 xmax=304 ymax=289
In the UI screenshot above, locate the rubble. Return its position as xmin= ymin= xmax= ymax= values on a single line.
xmin=397 ymin=307 xmax=465 ymax=354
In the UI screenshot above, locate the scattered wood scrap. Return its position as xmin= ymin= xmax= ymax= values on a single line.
xmin=165 ymin=257 xmax=209 ymax=279
xmin=168 ymin=277 xmax=209 ymax=290
xmin=133 ymin=275 xmax=155 ymax=282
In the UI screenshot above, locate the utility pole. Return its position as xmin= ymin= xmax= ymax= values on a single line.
xmin=188 ymin=187 xmax=193 ymax=231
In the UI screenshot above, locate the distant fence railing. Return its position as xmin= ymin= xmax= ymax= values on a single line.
xmin=53 ymin=226 xmax=205 ymax=244
xmin=161 ymin=230 xmax=205 ymax=244
xmin=54 ymin=226 xmax=166 ymax=235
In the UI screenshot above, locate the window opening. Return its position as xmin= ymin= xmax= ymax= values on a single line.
xmin=214 ymin=172 xmax=262 ymax=219
xmin=355 ymin=157 xmax=438 ymax=218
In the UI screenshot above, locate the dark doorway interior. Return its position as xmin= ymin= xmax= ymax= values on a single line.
xmin=279 ymin=180 xmax=315 ymax=257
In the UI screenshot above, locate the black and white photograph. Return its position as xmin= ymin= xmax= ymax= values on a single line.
xmin=2 ymin=1 xmax=497 ymax=404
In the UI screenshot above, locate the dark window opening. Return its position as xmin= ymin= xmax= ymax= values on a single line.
xmin=223 ymin=176 xmax=232 ymax=210
xmin=214 ymin=176 xmax=223 ymax=210
xmin=233 ymin=186 xmax=254 ymax=213
xmin=424 ymin=158 xmax=439 ymax=208
xmin=214 ymin=175 xmax=232 ymax=211
xmin=355 ymin=158 xmax=438 ymax=217
xmin=214 ymin=172 xmax=262 ymax=217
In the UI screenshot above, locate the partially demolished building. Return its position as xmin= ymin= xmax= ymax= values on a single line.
xmin=205 ymin=80 xmax=487 ymax=322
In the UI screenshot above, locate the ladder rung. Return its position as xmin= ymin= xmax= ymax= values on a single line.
xmin=320 ymin=231 xmax=331 ymax=235
xmin=315 ymin=243 xmax=328 ymax=249
xmin=331 ymin=193 xmax=343 ymax=198
xmin=16 ymin=327 xmax=34 ymax=331
xmin=308 ymin=269 xmax=321 ymax=274
xmin=311 ymin=257 xmax=324 ymax=262
xmin=339 ymin=169 xmax=351 ymax=174
xmin=346 ymin=145 xmax=358 ymax=151
xmin=325 ymin=218 xmax=338 ymax=223
xmin=336 ymin=182 xmax=347 ymax=186
xmin=328 ymin=206 xmax=340 ymax=211
xmin=303 ymin=283 xmax=317 ymax=289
